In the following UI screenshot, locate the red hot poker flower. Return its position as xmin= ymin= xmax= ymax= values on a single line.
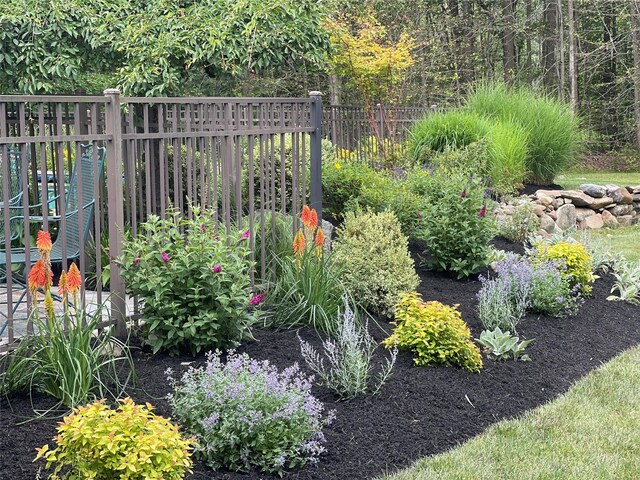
xmin=293 ymin=230 xmax=306 ymax=256
xmin=28 ymin=259 xmax=51 ymax=294
xmin=36 ymin=230 xmax=52 ymax=253
xmin=301 ymin=205 xmax=313 ymax=229
xmin=66 ymin=263 xmax=82 ymax=295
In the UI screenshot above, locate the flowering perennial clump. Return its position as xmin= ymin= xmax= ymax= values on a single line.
xmin=167 ymin=351 xmax=334 ymax=474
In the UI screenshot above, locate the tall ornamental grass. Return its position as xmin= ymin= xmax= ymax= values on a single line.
xmin=466 ymin=82 xmax=582 ymax=184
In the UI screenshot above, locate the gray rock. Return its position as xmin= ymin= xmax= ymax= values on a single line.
xmin=633 ymin=194 xmax=640 ymax=203
xmin=618 ymin=215 xmax=634 ymax=227
xmin=561 ymin=190 xmax=597 ymax=207
xmin=552 ymin=198 xmax=565 ymax=209
xmin=579 ymin=184 xmax=606 ymax=198
xmin=321 ymin=219 xmax=333 ymax=251
xmin=590 ymin=196 xmax=614 ymax=210
xmin=605 ymin=184 xmax=622 ymax=194
xmin=540 ymin=214 xmax=556 ymax=234
xmin=556 ymin=204 xmax=577 ymax=230
xmin=536 ymin=194 xmax=554 ymax=207
xmin=535 ymin=189 xmax=564 ymax=199
xmin=609 ymin=188 xmax=634 ymax=205
xmin=575 ymin=207 xmax=595 ymax=222
xmin=610 ymin=204 xmax=634 ymax=217
xmin=601 ymin=209 xmax=619 ymax=228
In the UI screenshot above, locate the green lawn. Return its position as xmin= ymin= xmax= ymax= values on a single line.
xmin=382 ymin=345 xmax=640 ymax=480
xmin=591 ymin=226 xmax=640 ymax=262
xmin=556 ymin=171 xmax=640 ymax=191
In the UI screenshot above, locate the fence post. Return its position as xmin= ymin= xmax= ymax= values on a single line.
xmin=104 ymin=88 xmax=126 ymax=339
xmin=309 ymin=91 xmax=323 ymax=220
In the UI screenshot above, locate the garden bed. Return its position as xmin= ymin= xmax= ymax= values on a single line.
xmin=2 ymin=241 xmax=639 ymax=480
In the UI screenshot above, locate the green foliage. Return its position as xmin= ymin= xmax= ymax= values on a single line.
xmin=477 ymin=327 xmax=532 ymax=361
xmin=0 ymin=0 xmax=331 ymax=95
xmin=168 ymin=351 xmax=333 ymax=474
xmin=85 ymin=231 xmax=112 ymax=290
xmin=298 ymin=301 xmax=396 ymax=399
xmin=533 ymin=241 xmax=595 ymax=296
xmin=384 ymin=292 xmax=483 ymax=372
xmin=332 ymin=210 xmax=419 ymax=316
xmin=407 ymin=110 xmax=528 ymax=196
xmin=416 ymin=174 xmax=494 ymax=278
xmin=466 ymin=82 xmax=582 ymax=184
xmin=35 ymin=398 xmax=194 ymax=480
xmin=607 ymin=260 xmax=640 ymax=305
xmin=119 ymin=208 xmax=257 ymax=355
xmin=496 ymin=203 xmax=541 ymax=243
xmin=252 ymin=211 xmax=295 ymax=281
xmin=322 ymin=159 xmax=381 ymax=218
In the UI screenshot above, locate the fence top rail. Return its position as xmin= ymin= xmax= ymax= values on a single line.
xmin=327 ymin=104 xmax=431 ymax=110
xmin=122 ymin=96 xmax=313 ymax=104
xmin=0 ymin=95 xmax=109 ymax=103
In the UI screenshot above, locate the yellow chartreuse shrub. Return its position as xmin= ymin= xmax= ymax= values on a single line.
xmin=35 ymin=398 xmax=194 ymax=480
xmin=384 ymin=292 xmax=482 ymax=372
xmin=533 ymin=241 xmax=595 ymax=295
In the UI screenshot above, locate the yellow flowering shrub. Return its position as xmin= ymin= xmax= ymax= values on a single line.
xmin=35 ymin=398 xmax=194 ymax=480
xmin=533 ymin=241 xmax=595 ymax=295
xmin=384 ymin=292 xmax=482 ymax=372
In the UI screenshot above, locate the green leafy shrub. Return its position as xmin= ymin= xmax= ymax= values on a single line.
xmin=168 ymin=351 xmax=334 ymax=474
xmin=265 ymin=207 xmax=347 ymax=335
xmin=35 ymin=398 xmax=194 ymax=480
xmin=119 ymin=207 xmax=258 ymax=355
xmin=477 ymin=327 xmax=532 ymax=361
xmin=496 ymin=202 xmax=541 ymax=243
xmin=322 ymin=159 xmax=380 ymax=218
xmin=298 ymin=300 xmax=396 ymax=399
xmin=332 ymin=210 xmax=419 ymax=316
xmin=416 ymin=174 xmax=494 ymax=278
xmin=466 ymin=82 xmax=582 ymax=184
xmin=407 ymin=110 xmax=529 ymax=196
xmin=383 ymin=292 xmax=482 ymax=372
xmin=532 ymin=241 xmax=595 ymax=295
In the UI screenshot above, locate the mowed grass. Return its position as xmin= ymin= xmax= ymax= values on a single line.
xmin=381 ymin=345 xmax=640 ymax=480
xmin=556 ymin=171 xmax=640 ymax=190
xmin=591 ymin=226 xmax=640 ymax=262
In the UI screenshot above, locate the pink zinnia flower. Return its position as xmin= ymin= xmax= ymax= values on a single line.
xmin=478 ymin=206 xmax=487 ymax=218
xmin=213 ymin=264 xmax=222 ymax=273
xmin=161 ymin=252 xmax=170 ymax=263
xmin=250 ymin=293 xmax=265 ymax=306
xmin=241 ymin=230 xmax=250 ymax=240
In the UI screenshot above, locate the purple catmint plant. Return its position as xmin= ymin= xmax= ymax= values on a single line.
xmin=167 ymin=350 xmax=334 ymax=475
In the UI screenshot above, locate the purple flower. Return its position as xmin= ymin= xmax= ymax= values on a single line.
xmin=241 ymin=230 xmax=250 ymax=240
xmin=478 ymin=206 xmax=486 ymax=218
xmin=133 ymin=257 xmax=140 ymax=265
xmin=461 ymin=190 xmax=467 ymax=198
xmin=250 ymin=293 xmax=265 ymax=306
xmin=212 ymin=264 xmax=222 ymax=273
xmin=201 ymin=224 xmax=207 ymax=232
xmin=160 ymin=252 xmax=170 ymax=263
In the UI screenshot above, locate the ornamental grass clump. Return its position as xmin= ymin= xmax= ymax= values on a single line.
xmin=298 ymin=300 xmax=397 ymax=399
xmin=167 ymin=351 xmax=335 ymax=475
xmin=266 ymin=206 xmax=347 ymax=335
xmin=384 ymin=292 xmax=482 ymax=372
xmin=0 ymin=230 xmax=134 ymax=410
xmin=332 ymin=210 xmax=419 ymax=316
xmin=35 ymin=398 xmax=194 ymax=480
xmin=119 ymin=207 xmax=258 ymax=355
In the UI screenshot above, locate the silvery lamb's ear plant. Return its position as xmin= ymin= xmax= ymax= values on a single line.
xmin=607 ymin=260 xmax=640 ymax=305
xmin=298 ymin=301 xmax=397 ymax=400
xmin=477 ymin=327 xmax=532 ymax=361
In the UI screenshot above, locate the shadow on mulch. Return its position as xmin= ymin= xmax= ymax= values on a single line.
xmin=2 ymin=239 xmax=639 ymax=480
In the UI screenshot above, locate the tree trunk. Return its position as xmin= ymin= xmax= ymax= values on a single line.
xmin=526 ymin=0 xmax=533 ymax=83
xmin=503 ymin=0 xmax=517 ymax=82
xmin=542 ymin=0 xmax=558 ymax=90
xmin=568 ymin=0 xmax=578 ymax=111
xmin=557 ymin=0 xmax=566 ymax=100
xmin=328 ymin=74 xmax=341 ymax=106
xmin=631 ymin=0 xmax=640 ymax=148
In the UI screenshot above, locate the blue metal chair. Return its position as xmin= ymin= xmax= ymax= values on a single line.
xmin=0 ymin=145 xmax=106 ymax=333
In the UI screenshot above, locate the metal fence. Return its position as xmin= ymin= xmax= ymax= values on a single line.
xmin=323 ymin=104 xmax=432 ymax=164
xmin=0 ymin=90 xmax=323 ymax=349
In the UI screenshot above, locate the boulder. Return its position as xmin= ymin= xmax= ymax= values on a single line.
xmin=540 ymin=214 xmax=557 ymax=234
xmin=552 ymin=198 xmax=565 ymax=209
xmin=580 ymin=213 xmax=604 ymax=229
xmin=547 ymin=210 xmax=557 ymax=220
xmin=618 ymin=215 xmax=634 ymax=227
xmin=535 ymin=189 xmax=564 ymax=199
xmin=590 ymin=196 xmax=614 ymax=210
xmin=601 ymin=209 xmax=619 ymax=228
xmin=533 ymin=204 xmax=546 ymax=217
xmin=561 ymin=190 xmax=597 ymax=207
xmin=610 ymin=204 xmax=634 ymax=217
xmin=556 ymin=204 xmax=577 ymax=230
xmin=575 ymin=207 xmax=595 ymax=222
xmin=580 ymin=184 xmax=607 ymax=198
xmin=605 ymin=184 xmax=621 ymax=194
xmin=609 ymin=187 xmax=634 ymax=205
xmin=536 ymin=194 xmax=554 ymax=207
xmin=633 ymin=194 xmax=640 ymax=203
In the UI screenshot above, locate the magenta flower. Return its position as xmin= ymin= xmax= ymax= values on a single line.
xmin=478 ymin=206 xmax=487 ymax=218
xmin=161 ymin=252 xmax=170 ymax=263
xmin=461 ymin=190 xmax=467 ymax=198
xmin=241 ymin=230 xmax=250 ymax=240
xmin=212 ymin=264 xmax=222 ymax=273
xmin=249 ymin=293 xmax=265 ymax=306
xmin=133 ymin=257 xmax=140 ymax=265
xmin=201 ymin=224 xmax=207 ymax=232
xmin=214 ymin=235 xmax=220 ymax=242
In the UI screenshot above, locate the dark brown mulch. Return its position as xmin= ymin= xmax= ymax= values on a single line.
xmin=518 ymin=183 xmax=564 ymax=196
xmin=2 ymin=240 xmax=640 ymax=480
